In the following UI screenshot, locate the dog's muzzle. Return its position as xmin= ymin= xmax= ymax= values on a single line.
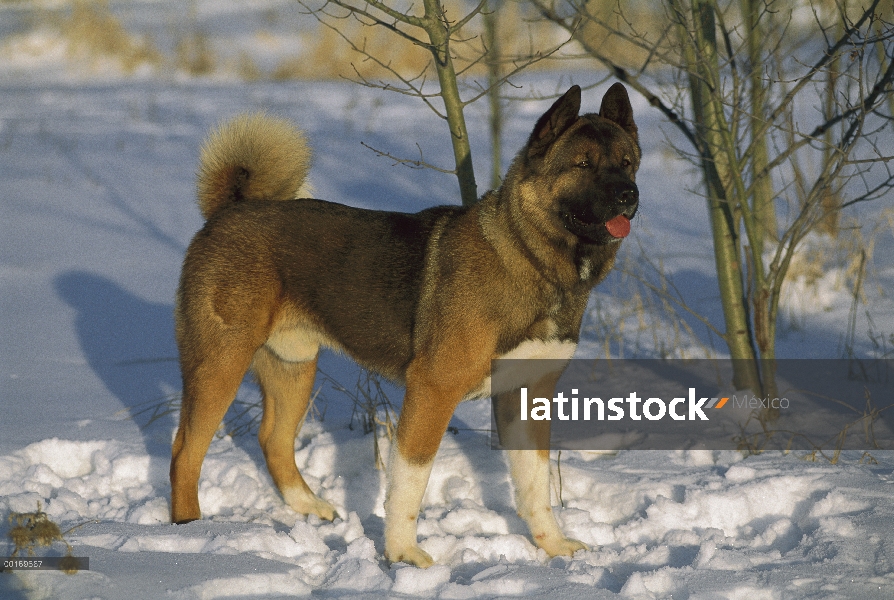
xmin=560 ymin=180 xmax=639 ymax=243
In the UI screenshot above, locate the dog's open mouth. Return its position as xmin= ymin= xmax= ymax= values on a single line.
xmin=562 ymin=212 xmax=631 ymax=240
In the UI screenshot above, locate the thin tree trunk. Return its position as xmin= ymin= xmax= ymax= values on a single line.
xmin=741 ymin=0 xmax=778 ymax=252
xmin=483 ymin=1 xmax=503 ymax=190
xmin=673 ymin=0 xmax=762 ymax=392
xmin=422 ymin=0 xmax=478 ymax=206
xmin=820 ymin=9 xmax=844 ymax=236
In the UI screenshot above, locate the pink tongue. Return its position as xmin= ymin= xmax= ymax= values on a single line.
xmin=605 ymin=215 xmax=631 ymax=238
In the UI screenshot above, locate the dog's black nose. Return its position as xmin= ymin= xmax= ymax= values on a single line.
xmin=617 ymin=183 xmax=638 ymax=206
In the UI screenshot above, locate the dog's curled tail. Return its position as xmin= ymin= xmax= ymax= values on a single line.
xmin=196 ymin=113 xmax=312 ymax=221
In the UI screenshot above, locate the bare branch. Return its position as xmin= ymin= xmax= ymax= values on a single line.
xmin=460 ymin=32 xmax=575 ymax=107
xmin=301 ymin=6 xmax=449 ymax=119
xmin=845 ymin=155 xmax=894 ymax=165
xmin=360 ymin=141 xmax=457 ymax=174
xmin=530 ymin=0 xmax=701 ymax=150
xmin=618 ymin=263 xmax=727 ymax=341
xmin=304 ymin=0 xmax=431 ymax=49
xmin=754 ymin=0 xmax=886 ymax=144
xmin=755 ymin=49 xmax=894 ymax=187
xmin=336 ymin=0 xmax=424 ymax=28
xmin=449 ymin=0 xmax=488 ymax=35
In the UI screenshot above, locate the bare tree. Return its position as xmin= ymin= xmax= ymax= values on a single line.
xmin=533 ymin=0 xmax=894 ymax=396
xmin=298 ymin=0 xmax=567 ymax=206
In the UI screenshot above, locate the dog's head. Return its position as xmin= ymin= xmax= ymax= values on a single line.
xmin=521 ymin=83 xmax=640 ymax=246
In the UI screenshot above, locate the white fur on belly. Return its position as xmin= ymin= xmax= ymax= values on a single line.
xmin=264 ymin=327 xmax=321 ymax=363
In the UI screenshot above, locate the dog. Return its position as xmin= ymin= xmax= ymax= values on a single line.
xmin=169 ymin=83 xmax=640 ymax=567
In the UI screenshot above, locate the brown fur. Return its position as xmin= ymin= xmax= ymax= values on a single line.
xmin=170 ymin=84 xmax=640 ymax=566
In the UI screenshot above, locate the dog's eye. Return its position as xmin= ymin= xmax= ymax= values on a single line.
xmin=621 ymin=158 xmax=632 ymax=168
xmin=576 ymin=160 xmax=590 ymax=168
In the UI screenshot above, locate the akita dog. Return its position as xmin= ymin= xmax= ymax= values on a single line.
xmin=170 ymin=84 xmax=640 ymax=567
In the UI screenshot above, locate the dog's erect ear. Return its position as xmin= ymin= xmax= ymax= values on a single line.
xmin=527 ymin=85 xmax=581 ymax=158
xmin=599 ymin=83 xmax=637 ymax=143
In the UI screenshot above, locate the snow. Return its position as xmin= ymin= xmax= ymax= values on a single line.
xmin=2 ymin=2 xmax=894 ymax=599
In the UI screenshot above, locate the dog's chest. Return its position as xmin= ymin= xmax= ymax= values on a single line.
xmin=463 ymin=323 xmax=577 ymax=401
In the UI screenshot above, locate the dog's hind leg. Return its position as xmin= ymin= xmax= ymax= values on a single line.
xmin=253 ymin=347 xmax=336 ymax=520
xmin=170 ymin=343 xmax=256 ymax=523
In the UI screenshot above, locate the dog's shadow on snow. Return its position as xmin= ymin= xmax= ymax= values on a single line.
xmin=54 ymin=271 xmax=181 ymax=450
xmin=53 ymin=270 xmax=262 ymax=453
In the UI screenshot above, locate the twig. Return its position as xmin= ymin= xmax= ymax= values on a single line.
xmin=360 ymin=140 xmax=457 ymax=173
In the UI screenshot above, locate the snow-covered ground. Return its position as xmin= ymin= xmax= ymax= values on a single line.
xmin=2 ymin=2 xmax=894 ymax=598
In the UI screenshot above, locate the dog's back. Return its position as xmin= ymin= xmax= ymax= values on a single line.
xmin=182 ymin=196 xmax=460 ymax=379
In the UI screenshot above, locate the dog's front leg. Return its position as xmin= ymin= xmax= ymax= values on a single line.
xmin=383 ymin=442 xmax=437 ymax=568
xmin=383 ymin=362 xmax=473 ymax=568
xmin=506 ymin=446 xmax=588 ymax=558
xmin=499 ymin=376 xmax=588 ymax=559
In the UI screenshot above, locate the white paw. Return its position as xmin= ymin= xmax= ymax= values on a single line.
xmin=536 ymin=535 xmax=589 ymax=558
xmin=283 ymin=487 xmax=338 ymax=521
xmin=386 ymin=544 xmax=434 ymax=568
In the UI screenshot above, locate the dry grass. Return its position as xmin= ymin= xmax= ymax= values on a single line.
xmin=3 ymin=1 xmax=864 ymax=83
xmin=3 ymin=1 xmax=665 ymax=81
xmin=274 ymin=20 xmax=433 ymax=81
xmin=174 ymin=31 xmax=215 ymax=76
xmin=733 ymin=386 xmax=886 ymax=465
xmin=316 ymin=368 xmax=397 ymax=470
xmin=7 ymin=502 xmax=81 ymax=574
xmin=62 ymin=0 xmax=162 ymax=74
xmin=562 ymin=0 xmax=672 ymax=71
xmin=236 ymin=51 xmax=263 ymax=82
xmin=585 ymin=246 xmax=715 ymax=360
xmin=780 ymin=205 xmax=888 ymax=336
